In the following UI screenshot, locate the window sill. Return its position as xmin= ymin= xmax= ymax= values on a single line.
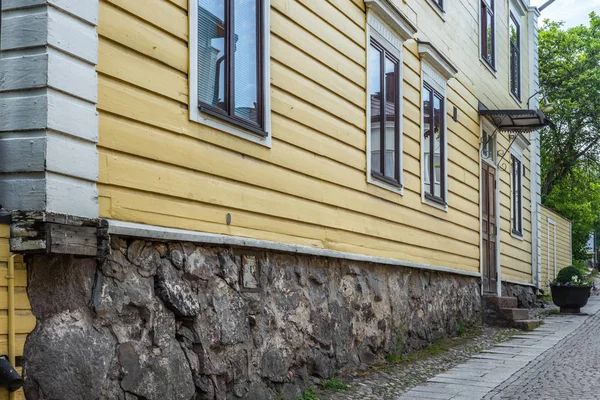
xmin=425 ymin=0 xmax=446 ymax=21
xmin=511 ymin=229 xmax=524 ymax=241
xmin=199 ymin=106 xmax=268 ymax=138
xmin=423 ymin=192 xmax=448 ymax=211
xmin=190 ymin=106 xmax=272 ymax=148
xmin=368 ymin=172 xmax=404 ymax=195
xmin=480 ymin=57 xmax=497 ymax=77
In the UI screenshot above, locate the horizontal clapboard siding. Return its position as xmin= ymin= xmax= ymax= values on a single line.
xmin=401 ymin=0 xmax=535 ymax=283
xmin=97 ymin=0 xmax=533 ymax=277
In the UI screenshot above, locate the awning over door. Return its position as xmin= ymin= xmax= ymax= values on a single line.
xmin=478 ymin=102 xmax=555 ymax=134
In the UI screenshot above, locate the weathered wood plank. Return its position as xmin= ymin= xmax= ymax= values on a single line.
xmin=47 ymin=223 xmax=98 ymax=256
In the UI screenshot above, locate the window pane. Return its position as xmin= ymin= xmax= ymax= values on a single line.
xmin=433 ymin=95 xmax=442 ymax=198
xmin=486 ymin=10 xmax=493 ymax=64
xmin=369 ymin=44 xmax=382 ymax=175
xmin=234 ymin=0 xmax=259 ymax=124
xmin=198 ymin=0 xmax=226 ymax=111
xmin=423 ymin=87 xmax=432 ymax=194
xmin=384 ymin=56 xmax=397 ymax=179
xmin=510 ymin=19 xmax=518 ymax=45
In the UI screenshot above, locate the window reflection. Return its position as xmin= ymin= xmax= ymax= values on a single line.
xmin=369 ymin=40 xmax=400 ymax=184
xmin=198 ymin=0 xmax=226 ymax=111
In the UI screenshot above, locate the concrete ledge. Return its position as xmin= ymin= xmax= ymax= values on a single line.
xmin=106 ymin=219 xmax=482 ymax=279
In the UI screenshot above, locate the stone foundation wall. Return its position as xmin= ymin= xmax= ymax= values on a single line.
xmin=501 ymin=281 xmax=539 ymax=308
xmin=23 ymin=237 xmax=481 ymax=400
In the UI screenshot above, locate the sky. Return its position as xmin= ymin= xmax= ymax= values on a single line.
xmin=530 ymin=0 xmax=599 ymax=27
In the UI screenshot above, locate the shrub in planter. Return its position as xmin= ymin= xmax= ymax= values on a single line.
xmin=550 ymin=266 xmax=594 ymax=314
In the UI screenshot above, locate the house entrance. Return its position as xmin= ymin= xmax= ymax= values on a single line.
xmin=482 ymin=162 xmax=498 ymax=293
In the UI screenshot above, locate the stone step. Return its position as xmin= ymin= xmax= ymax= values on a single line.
xmin=499 ymin=308 xmax=530 ymax=321
xmin=482 ymin=295 xmax=518 ymax=310
xmin=512 ymin=319 xmax=542 ymax=331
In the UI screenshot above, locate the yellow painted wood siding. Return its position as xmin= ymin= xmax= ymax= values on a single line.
xmin=400 ymin=0 xmax=534 ymax=283
xmin=0 ymin=224 xmax=33 ymax=400
xmin=96 ymin=0 xmax=533 ymax=276
xmin=540 ymin=206 xmax=572 ymax=288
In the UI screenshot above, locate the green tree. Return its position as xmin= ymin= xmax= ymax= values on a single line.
xmin=539 ymin=13 xmax=600 ymax=199
xmin=543 ymin=166 xmax=600 ymax=259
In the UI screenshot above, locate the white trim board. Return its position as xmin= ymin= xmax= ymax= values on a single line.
xmin=106 ymin=220 xmax=483 ymax=279
xmin=501 ymin=278 xmax=537 ymax=289
xmin=547 ymin=217 xmax=557 ymax=286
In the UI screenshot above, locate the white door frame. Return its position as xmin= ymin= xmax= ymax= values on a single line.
xmin=479 ymin=120 xmax=501 ymax=295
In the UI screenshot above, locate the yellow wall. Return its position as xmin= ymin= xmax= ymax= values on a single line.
xmin=540 ymin=206 xmax=572 ymax=288
xmin=96 ymin=0 xmax=534 ymax=279
xmin=397 ymin=0 xmax=534 ymax=283
xmin=0 ymin=224 xmax=34 ymax=400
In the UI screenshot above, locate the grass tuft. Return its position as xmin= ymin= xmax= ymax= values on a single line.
xmin=320 ymin=377 xmax=350 ymax=392
xmin=296 ymin=387 xmax=320 ymax=400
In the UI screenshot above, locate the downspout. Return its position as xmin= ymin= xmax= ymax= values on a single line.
xmin=8 ymin=255 xmax=16 ymax=400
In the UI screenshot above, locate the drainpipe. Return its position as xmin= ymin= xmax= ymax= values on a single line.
xmin=0 ymin=255 xmax=24 ymax=396
xmin=8 ymin=255 xmax=16 ymax=400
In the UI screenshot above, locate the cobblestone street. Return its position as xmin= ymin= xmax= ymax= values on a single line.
xmin=324 ymin=293 xmax=600 ymax=400
xmin=401 ymin=293 xmax=600 ymax=400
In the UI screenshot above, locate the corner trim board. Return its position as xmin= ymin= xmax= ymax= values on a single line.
xmin=106 ymin=220 xmax=482 ymax=278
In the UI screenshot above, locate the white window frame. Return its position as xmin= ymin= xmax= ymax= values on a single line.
xmin=479 ymin=0 xmax=497 ymax=76
xmin=420 ymin=64 xmax=448 ymax=211
xmin=189 ymin=0 xmax=272 ymax=148
xmin=510 ymin=135 xmax=527 ymax=240
xmin=366 ymin=15 xmax=406 ymax=195
xmin=509 ymin=0 xmax=526 ymax=105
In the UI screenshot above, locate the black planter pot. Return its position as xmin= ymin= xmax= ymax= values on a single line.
xmin=550 ymin=285 xmax=591 ymax=313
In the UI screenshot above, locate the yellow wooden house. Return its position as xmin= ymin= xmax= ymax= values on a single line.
xmin=0 ymin=0 xmax=557 ymax=398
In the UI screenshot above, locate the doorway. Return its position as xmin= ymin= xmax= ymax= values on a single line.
xmin=482 ymin=162 xmax=498 ymax=293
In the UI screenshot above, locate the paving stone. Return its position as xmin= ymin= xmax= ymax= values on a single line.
xmin=323 ymin=286 xmax=600 ymax=400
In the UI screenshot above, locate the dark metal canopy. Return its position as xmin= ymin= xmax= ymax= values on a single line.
xmin=478 ymin=103 xmax=555 ymax=134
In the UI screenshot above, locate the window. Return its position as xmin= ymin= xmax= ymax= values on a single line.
xmin=365 ymin=5 xmax=414 ymax=193
xmin=423 ymin=82 xmax=446 ymax=203
xmin=431 ymin=0 xmax=443 ymax=10
xmin=509 ymin=12 xmax=521 ymax=99
xmin=481 ymin=0 xmax=495 ymax=69
xmin=368 ymin=38 xmax=401 ymax=186
xmin=191 ymin=0 xmax=269 ymax=143
xmin=511 ymin=154 xmax=523 ymax=236
xmin=482 ymin=129 xmax=496 ymax=163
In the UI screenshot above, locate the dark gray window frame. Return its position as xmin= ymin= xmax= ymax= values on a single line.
xmin=511 ymin=154 xmax=523 ymax=236
xmin=509 ymin=12 xmax=521 ymax=100
xmin=481 ymin=0 xmax=495 ymax=70
xmin=369 ymin=38 xmax=402 ymax=187
xmin=423 ymin=82 xmax=446 ymax=205
xmin=197 ymin=0 xmax=266 ymax=137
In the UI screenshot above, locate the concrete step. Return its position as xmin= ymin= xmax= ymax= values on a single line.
xmin=512 ymin=319 xmax=542 ymax=331
xmin=482 ymin=295 xmax=518 ymax=310
xmin=500 ymin=308 xmax=530 ymax=321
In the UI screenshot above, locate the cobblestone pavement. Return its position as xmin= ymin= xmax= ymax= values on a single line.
xmin=320 ymin=292 xmax=600 ymax=400
xmin=319 ymin=326 xmax=518 ymax=400
xmin=485 ymin=299 xmax=600 ymax=400
xmin=400 ymin=293 xmax=600 ymax=400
